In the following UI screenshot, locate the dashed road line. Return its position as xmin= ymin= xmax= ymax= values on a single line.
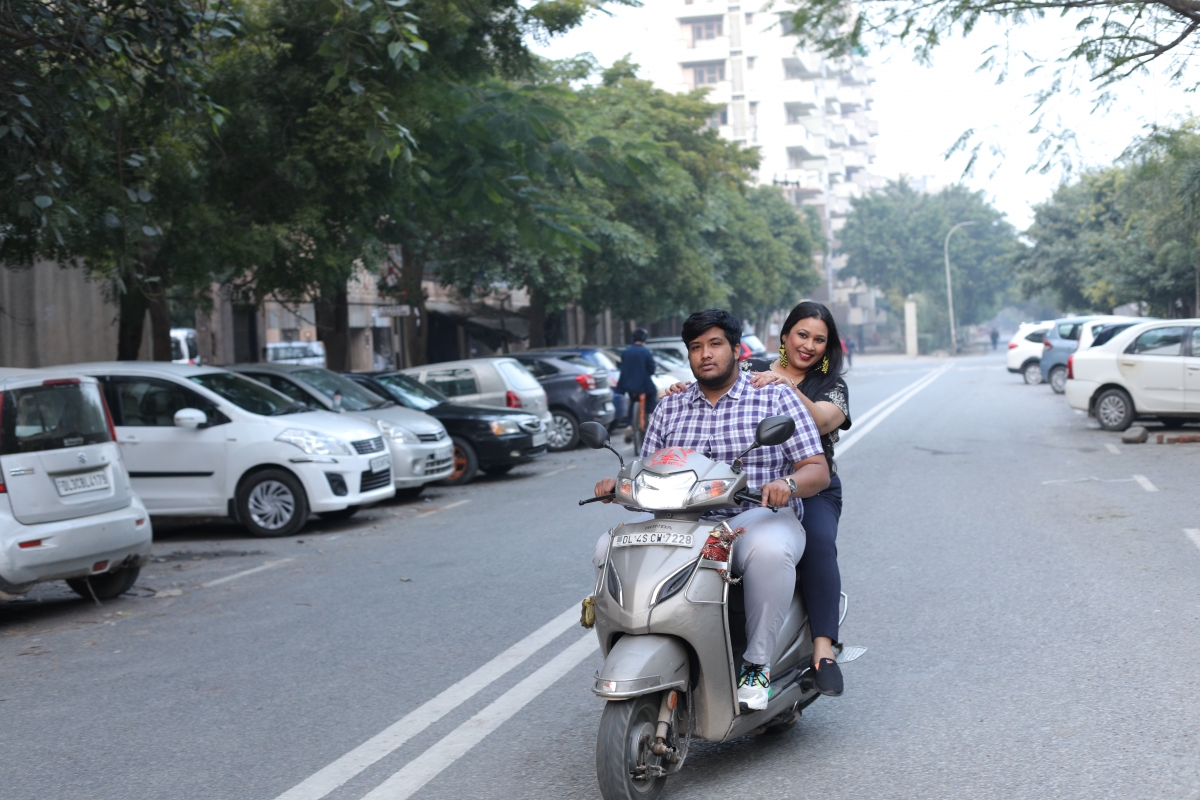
xmin=417 ymin=499 xmax=469 ymax=515
xmin=1184 ymin=529 xmax=1200 ymax=553
xmin=271 ymin=604 xmax=580 ymax=800
xmin=1105 ymin=443 xmax=1121 ymax=455
xmin=1133 ymin=474 xmax=1159 ymax=492
xmin=200 ymin=558 xmax=295 ymax=589
xmin=539 ymin=464 xmax=578 ymax=478
xmin=360 ymin=633 xmax=598 ymax=800
xmin=1041 ymin=476 xmax=1135 ymax=485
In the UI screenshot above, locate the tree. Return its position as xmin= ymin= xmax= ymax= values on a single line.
xmin=839 ymin=179 xmax=1017 ymax=348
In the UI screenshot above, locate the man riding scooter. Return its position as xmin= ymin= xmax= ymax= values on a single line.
xmin=593 ymin=309 xmax=833 ymax=709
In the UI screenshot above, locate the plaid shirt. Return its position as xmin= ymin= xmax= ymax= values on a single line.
xmin=641 ymin=372 xmax=824 ymax=519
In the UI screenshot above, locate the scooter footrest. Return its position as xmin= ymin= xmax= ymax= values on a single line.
xmin=835 ymin=645 xmax=867 ymax=664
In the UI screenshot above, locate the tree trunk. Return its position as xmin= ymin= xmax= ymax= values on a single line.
xmin=316 ymin=286 xmax=350 ymax=371
xmin=147 ymin=284 xmax=172 ymax=361
xmin=116 ymin=280 xmax=149 ymax=361
xmin=528 ymin=291 xmax=547 ymax=349
xmin=400 ymin=244 xmax=428 ymax=366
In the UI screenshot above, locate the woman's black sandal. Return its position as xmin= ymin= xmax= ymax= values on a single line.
xmin=814 ymin=657 xmax=844 ymax=697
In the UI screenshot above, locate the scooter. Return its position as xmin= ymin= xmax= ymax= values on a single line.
xmin=578 ymin=416 xmax=866 ymax=800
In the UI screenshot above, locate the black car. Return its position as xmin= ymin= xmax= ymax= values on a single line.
xmin=344 ymin=372 xmax=547 ymax=485
xmin=510 ymin=352 xmax=615 ymax=451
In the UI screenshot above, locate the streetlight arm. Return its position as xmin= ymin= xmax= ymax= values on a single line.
xmin=943 ymin=221 xmax=976 ymax=353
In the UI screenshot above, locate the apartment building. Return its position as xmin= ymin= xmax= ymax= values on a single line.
xmin=616 ymin=1 xmax=889 ymax=343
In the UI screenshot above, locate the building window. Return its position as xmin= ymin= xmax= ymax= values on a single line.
xmin=705 ymin=106 xmax=729 ymax=128
xmin=688 ymin=17 xmax=723 ymax=46
xmin=688 ymin=61 xmax=725 ymax=87
xmin=779 ymin=15 xmax=796 ymax=35
xmin=747 ymin=56 xmax=756 ymax=70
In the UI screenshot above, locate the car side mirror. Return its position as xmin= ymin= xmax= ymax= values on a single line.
xmin=174 ymin=408 xmax=207 ymax=428
xmin=755 ymin=415 xmax=796 ymax=447
xmin=579 ymin=421 xmax=610 ymax=450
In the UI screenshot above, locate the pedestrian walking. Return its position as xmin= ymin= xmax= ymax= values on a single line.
xmin=990 ymin=328 xmax=1000 ymax=350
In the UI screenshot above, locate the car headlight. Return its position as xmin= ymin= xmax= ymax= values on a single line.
xmin=630 ymin=470 xmax=697 ymax=510
xmin=490 ymin=419 xmax=522 ymax=436
xmin=377 ymin=419 xmax=420 ymax=444
xmin=275 ymin=429 xmax=350 ymax=455
xmin=686 ymin=479 xmax=732 ymax=506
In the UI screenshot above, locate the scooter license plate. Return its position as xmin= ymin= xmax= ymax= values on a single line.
xmin=612 ymin=532 xmax=694 ymax=548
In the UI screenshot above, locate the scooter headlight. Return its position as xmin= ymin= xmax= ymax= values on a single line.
xmin=616 ymin=477 xmax=635 ymax=500
xmin=686 ymin=479 xmax=732 ymax=506
xmin=631 ymin=470 xmax=697 ymax=510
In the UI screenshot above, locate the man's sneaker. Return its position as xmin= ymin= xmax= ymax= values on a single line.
xmin=737 ymin=662 xmax=771 ymax=711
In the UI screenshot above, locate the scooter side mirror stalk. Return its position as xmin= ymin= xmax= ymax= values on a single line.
xmin=732 ymin=415 xmax=795 ymax=474
xmin=579 ymin=421 xmax=625 ymax=468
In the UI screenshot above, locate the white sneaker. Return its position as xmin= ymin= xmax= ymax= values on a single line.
xmin=737 ymin=663 xmax=770 ymax=711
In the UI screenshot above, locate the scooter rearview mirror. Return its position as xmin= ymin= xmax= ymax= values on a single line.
xmin=755 ymin=415 xmax=796 ymax=447
xmin=579 ymin=421 xmax=610 ymax=449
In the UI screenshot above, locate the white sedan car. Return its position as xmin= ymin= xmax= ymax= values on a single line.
xmin=1005 ymin=322 xmax=1051 ymax=384
xmin=1065 ymin=319 xmax=1200 ymax=430
xmin=1 ymin=370 xmax=152 ymax=601
xmin=62 ymin=363 xmax=395 ymax=536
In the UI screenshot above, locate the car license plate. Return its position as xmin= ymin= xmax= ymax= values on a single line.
xmin=370 ymin=455 xmax=390 ymax=473
xmin=532 ymin=432 xmax=548 ymax=447
xmin=54 ymin=469 xmax=110 ymax=497
xmin=612 ymin=532 xmax=694 ymax=548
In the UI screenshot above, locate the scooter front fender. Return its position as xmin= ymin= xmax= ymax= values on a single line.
xmin=592 ymin=634 xmax=690 ymax=700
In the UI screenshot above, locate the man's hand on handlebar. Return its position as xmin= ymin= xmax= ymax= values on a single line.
xmin=595 ymin=477 xmax=616 ymax=503
xmin=760 ymin=479 xmax=792 ymax=508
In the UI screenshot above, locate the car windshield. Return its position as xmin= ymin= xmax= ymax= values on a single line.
xmin=375 ymin=374 xmax=448 ymax=411
xmin=496 ymin=360 xmax=541 ymax=391
xmin=743 ymin=334 xmax=766 ymax=353
xmin=650 ymin=349 xmax=688 ymax=368
xmin=189 ymin=373 xmax=308 ymax=416
xmin=1 ymin=382 xmax=112 ymax=454
xmin=294 ymin=369 xmax=393 ymax=411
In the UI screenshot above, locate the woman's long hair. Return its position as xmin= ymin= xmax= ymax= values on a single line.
xmin=779 ymin=301 xmax=844 ymax=402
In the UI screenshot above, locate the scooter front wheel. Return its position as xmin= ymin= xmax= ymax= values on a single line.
xmin=596 ymin=694 xmax=667 ymax=800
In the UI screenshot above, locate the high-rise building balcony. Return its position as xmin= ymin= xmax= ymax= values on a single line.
xmin=786 ymin=137 xmax=827 ymax=165
xmin=782 ymin=53 xmax=823 ymax=80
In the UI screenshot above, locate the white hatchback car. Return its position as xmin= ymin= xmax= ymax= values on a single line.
xmin=401 ymin=358 xmax=552 ymax=428
xmin=1005 ymin=322 xmax=1051 ymax=384
xmin=1065 ymin=319 xmax=1200 ymax=430
xmin=0 ymin=370 xmax=151 ymax=601
xmin=62 ymin=363 xmax=395 ymax=536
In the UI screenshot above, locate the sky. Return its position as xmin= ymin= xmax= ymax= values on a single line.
xmin=528 ymin=5 xmax=1197 ymax=229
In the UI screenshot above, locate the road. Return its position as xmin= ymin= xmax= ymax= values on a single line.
xmin=3 ymin=352 xmax=1199 ymax=800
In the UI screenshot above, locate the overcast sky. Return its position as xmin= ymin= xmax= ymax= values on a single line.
xmin=529 ymin=6 xmax=1196 ymax=229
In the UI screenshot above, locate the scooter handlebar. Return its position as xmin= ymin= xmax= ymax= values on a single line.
xmin=734 ymin=489 xmax=780 ymax=513
xmin=579 ymin=493 xmax=617 ymax=506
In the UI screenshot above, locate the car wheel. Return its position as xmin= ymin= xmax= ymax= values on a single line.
xmin=67 ymin=566 xmax=140 ymax=601
xmin=482 ymin=464 xmax=515 ymax=477
xmin=319 ymin=505 xmax=360 ymax=521
xmin=237 ymin=469 xmax=309 ymax=538
xmin=440 ymin=438 xmax=478 ymax=486
xmin=1022 ymin=361 xmax=1043 ymax=385
xmin=1095 ymin=388 xmax=1135 ymax=431
xmin=1049 ymin=365 xmax=1068 ymax=394
xmin=547 ymin=410 xmax=580 ymax=451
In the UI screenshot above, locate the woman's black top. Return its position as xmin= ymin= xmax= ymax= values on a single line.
xmin=740 ymin=357 xmax=851 ymax=473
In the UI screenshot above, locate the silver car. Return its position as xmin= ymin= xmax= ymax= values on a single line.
xmin=229 ymin=364 xmax=453 ymax=496
xmin=400 ymin=357 xmax=552 ymax=429
xmin=0 ymin=370 xmax=151 ymax=601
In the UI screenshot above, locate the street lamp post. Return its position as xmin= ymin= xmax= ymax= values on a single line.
xmin=943 ymin=220 xmax=976 ymax=353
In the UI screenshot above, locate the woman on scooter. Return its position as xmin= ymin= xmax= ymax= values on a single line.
xmin=664 ymin=300 xmax=851 ymax=695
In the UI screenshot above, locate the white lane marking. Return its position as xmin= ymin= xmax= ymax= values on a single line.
xmin=1041 ymin=477 xmax=1135 ymax=485
xmin=200 ymin=558 xmax=295 ymax=589
xmin=360 ymin=633 xmax=599 ymax=800
xmin=838 ymin=363 xmax=954 ymax=456
xmin=1133 ymin=474 xmax=1159 ymax=492
xmin=540 ymin=464 xmax=578 ymax=478
xmin=418 ymin=499 xmax=469 ymax=515
xmin=1105 ymin=443 xmax=1121 ymax=455
xmin=1184 ymin=529 xmax=1200 ymax=553
xmin=271 ymin=605 xmax=580 ymax=800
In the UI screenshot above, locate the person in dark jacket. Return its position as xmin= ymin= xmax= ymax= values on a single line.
xmin=615 ymin=328 xmax=657 ymax=431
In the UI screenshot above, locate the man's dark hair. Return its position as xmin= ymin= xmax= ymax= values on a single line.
xmin=631 ymin=327 xmax=649 ymax=344
xmin=681 ymin=309 xmax=741 ymax=348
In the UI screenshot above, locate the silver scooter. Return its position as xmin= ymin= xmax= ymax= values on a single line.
xmin=578 ymin=417 xmax=866 ymax=800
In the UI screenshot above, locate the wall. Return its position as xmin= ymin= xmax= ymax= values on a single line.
xmin=0 ymin=261 xmax=121 ymax=368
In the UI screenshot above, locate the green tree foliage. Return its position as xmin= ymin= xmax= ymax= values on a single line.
xmin=838 ymin=179 xmax=1017 ymax=347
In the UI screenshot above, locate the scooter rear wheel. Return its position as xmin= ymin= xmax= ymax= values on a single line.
xmin=596 ymin=694 xmax=666 ymax=800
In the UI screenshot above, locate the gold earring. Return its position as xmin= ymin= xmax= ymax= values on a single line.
xmin=820 ymin=356 xmax=829 ymax=374
xmin=778 ymin=342 xmax=788 ymax=368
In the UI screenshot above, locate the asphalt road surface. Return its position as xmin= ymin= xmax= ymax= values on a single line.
xmin=4 ymin=352 xmax=1199 ymax=800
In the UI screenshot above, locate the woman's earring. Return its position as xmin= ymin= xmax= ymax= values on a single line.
xmin=778 ymin=343 xmax=789 ymax=368
xmin=820 ymin=356 xmax=829 ymax=374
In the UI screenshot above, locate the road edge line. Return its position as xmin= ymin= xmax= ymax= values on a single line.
xmin=837 ymin=363 xmax=954 ymax=456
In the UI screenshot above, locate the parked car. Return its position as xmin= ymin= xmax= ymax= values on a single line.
xmin=1065 ymin=319 xmax=1200 ymax=430
xmin=645 ymin=336 xmax=688 ymax=364
xmin=227 ymin=364 xmax=452 ymax=497
xmin=170 ymin=328 xmax=201 ymax=365
xmin=400 ymin=357 xmax=552 ymax=430
xmin=510 ymin=352 xmax=615 ymax=451
xmin=522 ymin=346 xmax=625 ymax=424
xmin=1042 ymin=316 xmax=1147 ymax=393
xmin=1006 ymin=322 xmax=1051 ymax=384
xmin=604 ymin=346 xmax=688 ymax=398
xmin=344 ymin=372 xmax=546 ymax=485
xmin=265 ymin=340 xmax=326 ymax=367
xmin=64 ymin=363 xmax=394 ymax=536
xmin=742 ymin=333 xmax=769 ymax=358
xmin=1 ymin=369 xmax=152 ymax=602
